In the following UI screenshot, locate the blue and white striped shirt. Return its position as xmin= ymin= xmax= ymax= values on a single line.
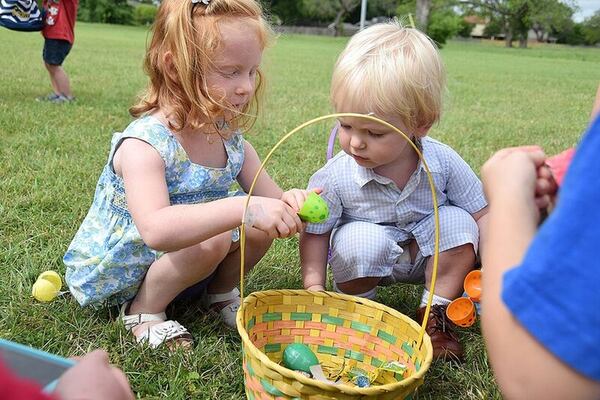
xmin=306 ymin=137 xmax=487 ymax=238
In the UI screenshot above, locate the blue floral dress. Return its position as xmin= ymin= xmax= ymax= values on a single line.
xmin=64 ymin=116 xmax=245 ymax=307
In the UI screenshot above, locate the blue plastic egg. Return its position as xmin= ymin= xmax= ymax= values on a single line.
xmin=355 ymin=375 xmax=370 ymax=387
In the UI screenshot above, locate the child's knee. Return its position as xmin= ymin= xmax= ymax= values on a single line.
xmin=45 ymin=63 xmax=60 ymax=73
xmin=244 ymin=227 xmax=273 ymax=249
xmin=187 ymin=231 xmax=231 ymax=266
xmin=330 ymin=222 xmax=396 ymax=267
xmin=335 ymin=277 xmax=379 ymax=298
xmin=439 ymin=207 xmax=479 ymax=234
xmin=444 ymin=243 xmax=475 ymax=257
xmin=432 ymin=206 xmax=480 ymax=257
xmin=439 ymin=243 xmax=476 ymax=269
xmin=331 ymin=243 xmax=386 ymax=269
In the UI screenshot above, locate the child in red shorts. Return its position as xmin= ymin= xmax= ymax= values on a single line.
xmin=37 ymin=0 xmax=78 ymax=103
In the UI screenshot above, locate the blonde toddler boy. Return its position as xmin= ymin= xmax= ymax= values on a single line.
xmin=300 ymin=21 xmax=488 ymax=361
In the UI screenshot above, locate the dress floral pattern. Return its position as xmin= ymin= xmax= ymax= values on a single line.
xmin=64 ymin=116 xmax=245 ymax=307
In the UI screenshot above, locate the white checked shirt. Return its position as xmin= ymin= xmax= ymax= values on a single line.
xmin=305 ymin=137 xmax=487 ymax=239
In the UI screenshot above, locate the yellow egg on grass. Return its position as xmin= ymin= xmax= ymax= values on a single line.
xmin=38 ymin=270 xmax=62 ymax=290
xmin=31 ymin=270 xmax=63 ymax=302
xmin=32 ymin=279 xmax=60 ymax=302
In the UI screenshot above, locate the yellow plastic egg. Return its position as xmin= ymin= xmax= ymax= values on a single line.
xmin=38 ymin=270 xmax=62 ymax=291
xmin=32 ymin=279 xmax=59 ymax=302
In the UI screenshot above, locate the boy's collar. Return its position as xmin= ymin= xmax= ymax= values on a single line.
xmin=352 ymin=137 xmax=425 ymax=188
xmin=353 ymin=167 xmax=392 ymax=187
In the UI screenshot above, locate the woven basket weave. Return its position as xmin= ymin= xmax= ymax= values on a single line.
xmin=236 ymin=113 xmax=440 ymax=399
xmin=237 ymin=289 xmax=433 ymax=399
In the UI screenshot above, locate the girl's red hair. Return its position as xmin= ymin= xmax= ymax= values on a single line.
xmin=130 ymin=0 xmax=273 ymax=134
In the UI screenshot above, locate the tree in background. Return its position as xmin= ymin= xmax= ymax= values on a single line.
xmin=460 ymin=0 xmax=529 ymax=47
xmin=295 ymin=0 xmax=398 ymax=35
xmin=460 ymin=0 xmax=577 ymax=48
xmin=482 ymin=16 xmax=504 ymax=37
xmin=346 ymin=0 xmax=398 ymax=21
xmin=367 ymin=0 xmax=399 ymax=16
xmin=530 ymin=0 xmax=574 ymax=42
xmin=78 ymin=0 xmax=132 ymax=24
xmin=553 ymin=22 xmax=586 ymax=45
xmin=132 ymin=4 xmax=157 ymax=26
xmin=397 ymin=0 xmax=463 ymax=46
xmin=267 ymin=0 xmax=307 ymax=25
xmin=267 ymin=0 xmax=465 ymax=44
xmin=416 ymin=0 xmax=431 ymax=31
xmin=301 ymin=0 xmax=361 ymax=35
xmin=581 ymin=10 xmax=600 ymax=45
xmin=427 ymin=7 xmax=463 ymax=45
xmin=457 ymin=17 xmax=475 ymax=38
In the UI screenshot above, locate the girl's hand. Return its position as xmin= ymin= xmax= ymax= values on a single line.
xmin=481 ymin=146 xmax=557 ymax=211
xmin=306 ymin=284 xmax=325 ymax=292
xmin=280 ymin=188 xmax=322 ymax=212
xmin=247 ymin=196 xmax=303 ymax=239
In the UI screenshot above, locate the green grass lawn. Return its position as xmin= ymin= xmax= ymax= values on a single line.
xmin=1 ymin=23 xmax=599 ymax=399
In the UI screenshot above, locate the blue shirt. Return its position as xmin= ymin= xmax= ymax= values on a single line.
xmin=503 ymin=116 xmax=600 ymax=381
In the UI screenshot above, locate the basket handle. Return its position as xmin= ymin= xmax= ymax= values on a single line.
xmin=238 ymin=113 xmax=440 ymax=349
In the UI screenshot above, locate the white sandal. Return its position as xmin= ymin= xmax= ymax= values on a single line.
xmin=202 ymin=288 xmax=241 ymax=329
xmin=120 ymin=302 xmax=193 ymax=348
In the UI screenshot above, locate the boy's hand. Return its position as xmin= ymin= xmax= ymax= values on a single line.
xmin=280 ymin=188 xmax=322 ymax=212
xmin=306 ymin=284 xmax=325 ymax=291
xmin=481 ymin=146 xmax=557 ymax=212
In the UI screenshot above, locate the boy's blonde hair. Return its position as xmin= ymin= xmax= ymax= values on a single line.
xmin=130 ymin=0 xmax=274 ymax=133
xmin=331 ymin=20 xmax=445 ymax=133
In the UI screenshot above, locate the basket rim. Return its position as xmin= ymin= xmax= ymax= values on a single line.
xmin=236 ymin=289 xmax=433 ymax=396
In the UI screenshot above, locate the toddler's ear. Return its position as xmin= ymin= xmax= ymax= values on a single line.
xmin=415 ymin=124 xmax=432 ymax=137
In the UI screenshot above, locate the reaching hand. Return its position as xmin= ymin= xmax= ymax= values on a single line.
xmin=246 ymin=196 xmax=303 ymax=239
xmin=280 ymin=188 xmax=322 ymax=212
xmin=481 ymin=146 xmax=558 ymax=215
xmin=54 ymin=350 xmax=135 ymax=400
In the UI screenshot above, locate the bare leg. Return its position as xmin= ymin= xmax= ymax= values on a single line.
xmin=128 ymin=231 xmax=231 ymax=325
xmin=207 ymin=227 xmax=272 ymax=295
xmin=45 ymin=63 xmax=72 ymax=98
xmin=420 ymin=242 xmax=476 ymax=299
xmin=336 ymin=277 xmax=380 ymax=295
xmin=44 ymin=63 xmax=60 ymax=95
xmin=336 ymin=241 xmax=475 ymax=300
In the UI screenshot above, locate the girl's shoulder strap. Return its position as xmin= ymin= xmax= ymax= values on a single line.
xmin=224 ymin=129 xmax=245 ymax=150
xmin=222 ymin=130 xmax=245 ymax=175
xmin=109 ymin=116 xmax=178 ymax=166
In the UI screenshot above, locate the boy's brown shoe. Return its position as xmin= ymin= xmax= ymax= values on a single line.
xmin=416 ymin=305 xmax=463 ymax=361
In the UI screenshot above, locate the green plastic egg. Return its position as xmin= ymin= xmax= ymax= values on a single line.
xmin=298 ymin=192 xmax=329 ymax=223
xmin=282 ymin=343 xmax=319 ymax=373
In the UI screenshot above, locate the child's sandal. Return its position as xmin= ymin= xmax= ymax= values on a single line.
xmin=120 ymin=302 xmax=193 ymax=349
xmin=202 ymin=288 xmax=241 ymax=329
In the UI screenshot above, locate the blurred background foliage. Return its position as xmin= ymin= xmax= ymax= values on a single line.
xmin=73 ymin=0 xmax=600 ymax=48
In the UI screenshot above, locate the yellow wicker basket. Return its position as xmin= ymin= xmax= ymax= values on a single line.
xmin=236 ymin=114 xmax=441 ymax=399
